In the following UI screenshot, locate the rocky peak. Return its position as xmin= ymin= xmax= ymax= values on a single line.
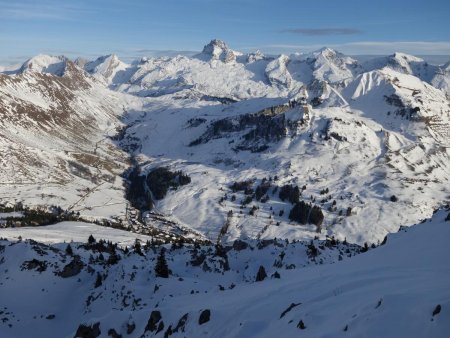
xmin=314 ymin=47 xmax=338 ymax=58
xmin=200 ymin=39 xmax=236 ymax=63
xmin=247 ymin=50 xmax=266 ymax=63
xmin=84 ymin=54 xmax=128 ymax=81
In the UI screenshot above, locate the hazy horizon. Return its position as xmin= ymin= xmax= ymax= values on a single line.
xmin=1 ymin=0 xmax=449 ymax=65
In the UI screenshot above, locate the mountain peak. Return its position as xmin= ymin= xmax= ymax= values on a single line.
xmin=202 ymin=39 xmax=229 ymax=54
xmin=391 ymin=52 xmax=424 ymax=63
xmin=312 ymin=47 xmax=341 ymax=58
xmin=200 ymin=39 xmax=236 ymax=63
xmin=19 ymin=54 xmax=69 ymax=76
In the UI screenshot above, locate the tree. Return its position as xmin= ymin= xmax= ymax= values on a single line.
xmin=65 ymin=244 xmax=73 ymax=256
xmin=346 ymin=207 xmax=352 ymax=216
xmin=309 ymin=205 xmax=324 ymax=231
xmin=279 ymin=185 xmax=300 ymax=204
xmin=289 ymin=201 xmax=310 ymax=224
xmin=88 ymin=234 xmax=96 ymax=244
xmin=155 ymin=248 xmax=169 ymax=278
xmin=134 ymin=240 xmax=143 ymax=256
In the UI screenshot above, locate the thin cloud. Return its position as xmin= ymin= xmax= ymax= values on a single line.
xmin=249 ymin=41 xmax=450 ymax=55
xmin=0 ymin=1 xmax=93 ymax=20
xmin=282 ymin=28 xmax=362 ymax=36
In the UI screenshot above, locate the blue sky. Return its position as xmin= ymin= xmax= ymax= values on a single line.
xmin=0 ymin=0 xmax=449 ymax=64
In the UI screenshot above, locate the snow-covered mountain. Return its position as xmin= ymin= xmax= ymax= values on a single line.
xmin=0 ymin=208 xmax=448 ymax=337
xmin=363 ymin=52 xmax=450 ymax=94
xmin=0 ymin=40 xmax=449 ymax=246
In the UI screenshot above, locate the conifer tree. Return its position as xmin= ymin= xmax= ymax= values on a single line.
xmin=65 ymin=244 xmax=73 ymax=256
xmin=155 ymin=248 xmax=169 ymax=278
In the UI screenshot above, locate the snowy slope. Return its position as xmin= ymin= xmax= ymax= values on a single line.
xmin=0 ymin=221 xmax=155 ymax=246
xmin=363 ymin=53 xmax=450 ymax=94
xmin=0 ymin=209 xmax=448 ymax=338
xmin=18 ymin=54 xmax=69 ymax=76
xmin=85 ymin=54 xmax=135 ymax=86
xmin=0 ymin=60 xmax=138 ymax=220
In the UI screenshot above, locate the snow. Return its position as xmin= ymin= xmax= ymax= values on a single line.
xmin=0 ymin=209 xmax=448 ymax=337
xmin=0 ymin=41 xmax=449 ymax=246
xmin=18 ymin=54 xmax=68 ymax=76
xmin=0 ymin=221 xmax=153 ymax=246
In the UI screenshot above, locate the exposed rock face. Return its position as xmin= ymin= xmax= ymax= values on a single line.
xmin=58 ymin=256 xmax=84 ymax=278
xmin=21 ymin=259 xmax=48 ymax=272
xmin=84 ymin=54 xmax=126 ymax=81
xmin=198 ymin=309 xmax=211 ymax=325
xmin=247 ymin=50 xmax=267 ymax=63
xmin=255 ymin=265 xmax=267 ymax=282
xmin=232 ymin=240 xmax=249 ymax=251
xmin=200 ymin=39 xmax=236 ymax=63
xmin=74 ymin=322 xmax=101 ymax=338
xmin=189 ymin=100 xmax=304 ymax=152
xmin=145 ymin=310 xmax=163 ymax=332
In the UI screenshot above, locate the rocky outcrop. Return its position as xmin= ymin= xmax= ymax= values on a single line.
xmin=247 ymin=50 xmax=267 ymax=63
xmin=189 ymin=100 xmax=304 ymax=152
xmin=58 ymin=256 xmax=84 ymax=278
xmin=145 ymin=310 xmax=164 ymax=333
xmin=198 ymin=309 xmax=211 ymax=325
xmin=74 ymin=322 xmax=101 ymax=338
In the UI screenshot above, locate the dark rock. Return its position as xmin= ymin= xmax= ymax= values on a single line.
xmin=156 ymin=321 xmax=165 ymax=334
xmin=126 ymin=322 xmax=135 ymax=334
xmin=232 ymin=240 xmax=248 ymax=251
xmin=163 ymin=325 xmax=173 ymax=338
xmin=255 ymin=266 xmax=267 ymax=282
xmin=173 ymin=313 xmax=188 ymax=332
xmin=297 ymin=320 xmax=306 ymax=330
xmin=145 ymin=310 xmax=162 ymax=332
xmin=21 ymin=259 xmax=47 ymax=272
xmin=432 ymin=304 xmax=441 ymax=316
xmin=107 ymin=328 xmax=122 ymax=338
xmin=59 ymin=256 xmax=84 ymax=278
xmin=280 ymin=303 xmax=301 ymax=319
xmin=74 ymin=322 xmax=101 ymax=338
xmin=199 ymin=309 xmax=211 ymax=325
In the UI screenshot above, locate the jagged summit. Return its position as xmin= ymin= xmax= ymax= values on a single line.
xmin=202 ymin=39 xmax=228 ymax=54
xmin=198 ymin=39 xmax=237 ymax=63
xmin=84 ymin=54 xmax=131 ymax=84
xmin=298 ymin=47 xmax=361 ymax=83
xmin=312 ymin=47 xmax=340 ymax=57
xmin=247 ymin=50 xmax=267 ymax=63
